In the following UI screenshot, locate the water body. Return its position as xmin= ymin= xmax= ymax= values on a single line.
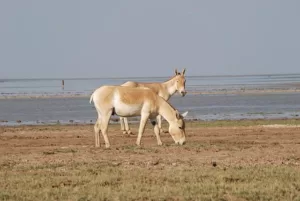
xmin=1 ymin=74 xmax=300 ymax=125
xmin=1 ymin=93 xmax=299 ymax=126
xmin=1 ymin=74 xmax=300 ymax=97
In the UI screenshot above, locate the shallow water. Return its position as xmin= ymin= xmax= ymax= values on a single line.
xmin=1 ymin=74 xmax=300 ymax=125
xmin=1 ymin=74 xmax=300 ymax=97
xmin=1 ymin=93 xmax=299 ymax=126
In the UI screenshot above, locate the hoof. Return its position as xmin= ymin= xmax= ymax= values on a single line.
xmin=157 ymin=142 xmax=163 ymax=146
xmin=123 ymin=130 xmax=133 ymax=135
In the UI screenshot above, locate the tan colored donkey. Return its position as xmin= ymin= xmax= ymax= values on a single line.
xmin=120 ymin=68 xmax=187 ymax=134
xmin=89 ymin=85 xmax=188 ymax=148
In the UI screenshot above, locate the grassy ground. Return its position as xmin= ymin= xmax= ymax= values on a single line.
xmin=1 ymin=162 xmax=299 ymax=201
xmin=0 ymin=119 xmax=300 ymax=201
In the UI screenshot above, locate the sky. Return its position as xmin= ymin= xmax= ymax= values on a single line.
xmin=0 ymin=0 xmax=300 ymax=79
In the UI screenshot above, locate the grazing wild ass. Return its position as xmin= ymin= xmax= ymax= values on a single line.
xmin=120 ymin=68 xmax=187 ymax=134
xmin=89 ymin=85 xmax=188 ymax=148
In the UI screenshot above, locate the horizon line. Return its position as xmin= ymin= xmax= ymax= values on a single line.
xmin=1 ymin=72 xmax=300 ymax=80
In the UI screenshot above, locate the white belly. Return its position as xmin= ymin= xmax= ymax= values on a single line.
xmin=114 ymin=101 xmax=142 ymax=117
xmin=112 ymin=92 xmax=143 ymax=117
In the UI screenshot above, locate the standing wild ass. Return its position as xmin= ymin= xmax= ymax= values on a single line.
xmin=120 ymin=68 xmax=187 ymax=134
xmin=89 ymin=85 xmax=188 ymax=148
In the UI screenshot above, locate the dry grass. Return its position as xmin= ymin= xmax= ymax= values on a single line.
xmin=0 ymin=119 xmax=300 ymax=201
xmin=0 ymin=161 xmax=299 ymax=201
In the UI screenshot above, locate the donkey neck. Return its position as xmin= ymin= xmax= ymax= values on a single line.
xmin=162 ymin=77 xmax=177 ymax=97
xmin=157 ymin=98 xmax=177 ymax=123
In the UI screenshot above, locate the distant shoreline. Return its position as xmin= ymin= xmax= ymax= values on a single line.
xmin=1 ymin=88 xmax=300 ymax=100
xmin=1 ymin=118 xmax=300 ymax=127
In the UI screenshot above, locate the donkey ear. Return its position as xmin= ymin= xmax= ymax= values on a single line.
xmin=175 ymin=69 xmax=178 ymax=75
xmin=181 ymin=111 xmax=188 ymax=118
xmin=182 ymin=68 xmax=186 ymax=75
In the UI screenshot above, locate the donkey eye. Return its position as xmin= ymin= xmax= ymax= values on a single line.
xmin=179 ymin=127 xmax=183 ymax=129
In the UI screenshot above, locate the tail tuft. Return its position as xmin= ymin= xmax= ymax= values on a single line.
xmin=89 ymin=92 xmax=94 ymax=104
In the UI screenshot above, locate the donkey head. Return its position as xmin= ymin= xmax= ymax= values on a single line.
xmin=168 ymin=110 xmax=188 ymax=145
xmin=174 ymin=68 xmax=187 ymax=97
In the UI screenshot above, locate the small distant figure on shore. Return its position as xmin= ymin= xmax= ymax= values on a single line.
xmin=62 ymin=80 xmax=64 ymax=90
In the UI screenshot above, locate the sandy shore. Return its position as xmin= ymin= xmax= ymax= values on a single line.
xmin=0 ymin=120 xmax=299 ymax=165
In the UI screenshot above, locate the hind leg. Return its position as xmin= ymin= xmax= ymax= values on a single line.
xmin=124 ymin=117 xmax=132 ymax=134
xmin=100 ymin=111 xmax=113 ymax=148
xmin=120 ymin=117 xmax=127 ymax=134
xmin=94 ymin=118 xmax=101 ymax=147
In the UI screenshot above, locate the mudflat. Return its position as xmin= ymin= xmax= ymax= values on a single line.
xmin=0 ymin=119 xmax=300 ymax=200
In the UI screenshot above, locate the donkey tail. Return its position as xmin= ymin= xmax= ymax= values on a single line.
xmin=89 ymin=91 xmax=94 ymax=104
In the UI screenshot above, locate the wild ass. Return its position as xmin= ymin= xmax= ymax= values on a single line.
xmin=89 ymin=85 xmax=188 ymax=148
xmin=120 ymin=68 xmax=187 ymax=134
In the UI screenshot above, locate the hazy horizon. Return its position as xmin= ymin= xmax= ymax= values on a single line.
xmin=1 ymin=0 xmax=300 ymax=79
xmin=2 ymin=72 xmax=300 ymax=81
